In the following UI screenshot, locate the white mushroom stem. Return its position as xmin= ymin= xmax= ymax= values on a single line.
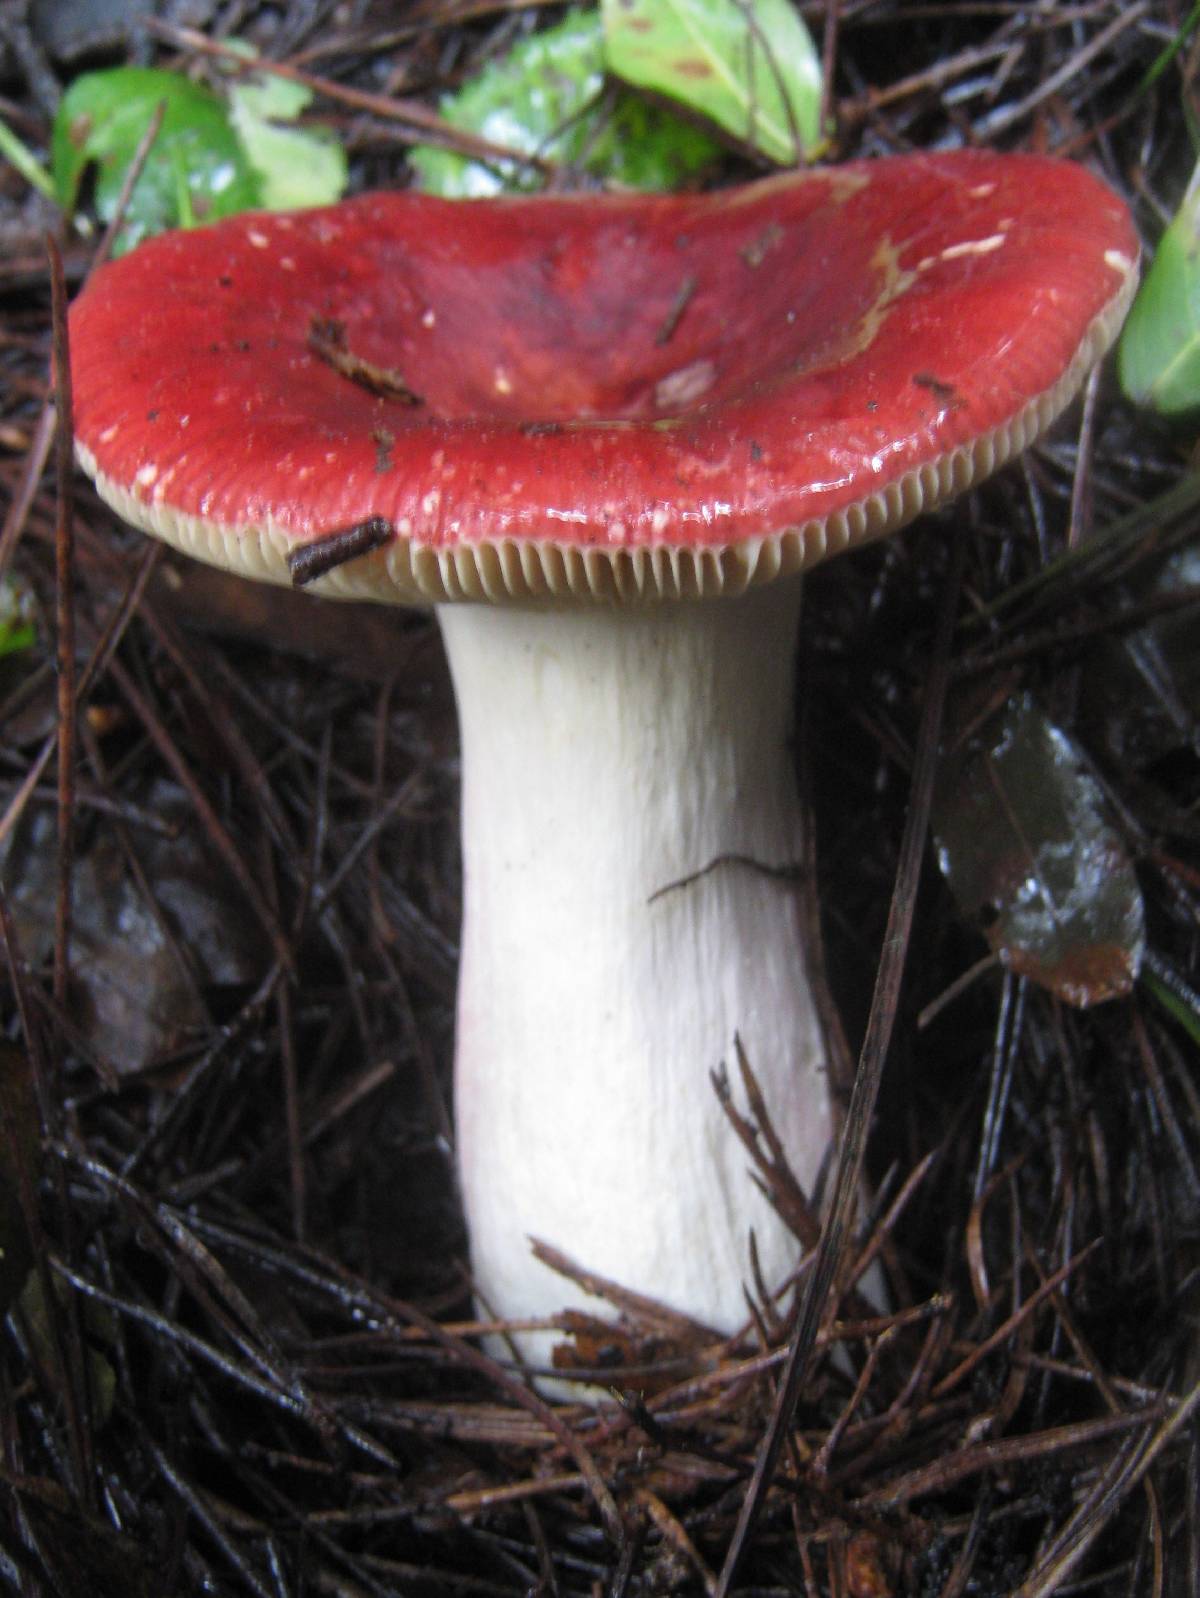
xmin=436 ymin=576 xmax=834 ymax=1366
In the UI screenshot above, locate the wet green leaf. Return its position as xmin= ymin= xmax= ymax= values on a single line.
xmin=1139 ymin=1 xmax=1200 ymax=95
xmin=51 ymin=66 xmax=261 ymax=253
xmin=601 ymin=0 xmax=823 ymax=165
xmin=933 ymin=694 xmax=1145 ymax=1007
xmin=1142 ymin=960 xmax=1200 ymax=1046
xmin=1119 ymin=159 xmax=1200 ymax=414
xmin=0 ymin=619 xmax=35 ymax=658
xmin=0 ymin=573 xmax=36 ymax=659
xmin=227 ymin=72 xmax=347 ymax=210
xmin=0 ymin=115 xmax=56 ymax=199
xmin=409 ymin=7 xmax=720 ymax=197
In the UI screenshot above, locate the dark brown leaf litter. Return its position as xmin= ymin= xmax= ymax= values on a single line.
xmin=1 ymin=3 xmax=1198 ymax=1594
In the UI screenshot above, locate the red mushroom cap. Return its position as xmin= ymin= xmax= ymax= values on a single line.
xmin=70 ymin=150 xmax=1137 ymax=604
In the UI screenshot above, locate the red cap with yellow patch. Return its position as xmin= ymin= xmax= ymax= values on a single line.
xmin=70 ymin=149 xmax=1136 ymax=605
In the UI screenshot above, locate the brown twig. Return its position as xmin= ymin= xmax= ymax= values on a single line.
xmin=46 ymin=235 xmax=74 ymax=1023
xmin=142 ymin=19 xmax=558 ymax=176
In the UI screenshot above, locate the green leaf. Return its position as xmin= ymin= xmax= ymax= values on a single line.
xmin=0 ymin=116 xmax=56 ymax=200
xmin=51 ymin=66 xmax=261 ymax=254
xmin=409 ymin=7 xmax=721 ymax=198
xmin=227 ymin=73 xmax=347 ymax=211
xmin=601 ymin=0 xmax=823 ymax=166
xmin=1118 ymin=159 xmax=1200 ymax=414
xmin=933 ymin=694 xmax=1145 ymax=1008
xmin=1139 ymin=0 xmax=1200 ymax=93
xmin=0 ymin=622 xmax=35 ymax=660
xmin=1142 ymin=961 xmax=1200 ymax=1047
xmin=0 ymin=574 xmax=35 ymax=659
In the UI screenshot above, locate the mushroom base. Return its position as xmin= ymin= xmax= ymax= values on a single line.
xmin=438 ymin=580 xmax=834 ymax=1377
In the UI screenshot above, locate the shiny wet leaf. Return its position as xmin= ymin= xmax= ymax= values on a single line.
xmin=51 ymin=65 xmax=261 ymax=253
xmin=409 ymin=7 xmax=720 ymax=197
xmin=226 ymin=68 xmax=347 ymax=211
xmin=2 ymin=782 xmax=260 ymax=1074
xmin=1119 ymin=156 xmax=1200 ymax=414
xmin=934 ymin=694 xmax=1145 ymax=1006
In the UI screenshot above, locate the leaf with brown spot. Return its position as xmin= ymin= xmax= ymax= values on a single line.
xmin=672 ymin=56 xmax=714 ymax=79
xmin=602 ymin=0 xmax=824 ymax=164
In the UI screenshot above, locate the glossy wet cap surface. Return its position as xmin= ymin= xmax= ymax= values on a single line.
xmin=70 ymin=150 xmax=1137 ymax=603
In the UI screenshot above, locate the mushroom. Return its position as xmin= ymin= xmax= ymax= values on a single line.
xmin=68 ymin=151 xmax=1137 ymax=1367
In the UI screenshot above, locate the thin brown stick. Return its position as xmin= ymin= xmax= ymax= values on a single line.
xmin=865 ymin=1406 xmax=1171 ymax=1512
xmin=975 ymin=3 xmax=1149 ymax=138
xmin=0 ymin=542 xmax=161 ymax=854
xmin=47 ymin=234 xmax=75 ymax=1021
xmin=819 ymin=0 xmax=840 ymax=144
xmin=1015 ymin=1373 xmax=1200 ymax=1595
xmin=143 ymin=20 xmax=556 ymax=176
xmin=0 ymin=400 xmax=55 ymax=581
xmin=104 ymin=655 xmax=295 ymax=971
xmin=0 ymin=887 xmax=95 ymax=1506
xmin=931 ymin=1240 xmax=1102 ymax=1401
xmin=92 ymin=99 xmax=167 ymax=269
